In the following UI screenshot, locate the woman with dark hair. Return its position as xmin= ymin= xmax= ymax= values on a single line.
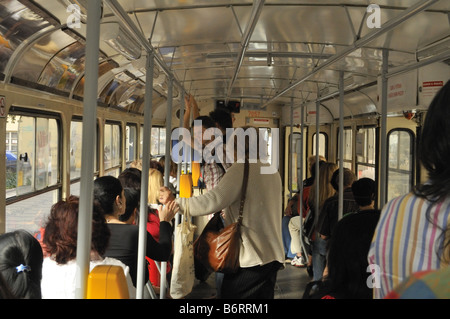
xmin=94 ymin=176 xmax=178 ymax=291
xmin=369 ymin=80 xmax=450 ymax=299
xmin=0 ymin=230 xmax=43 ymax=299
xmin=306 ymin=210 xmax=380 ymax=299
xmin=40 ymin=196 xmax=135 ymax=298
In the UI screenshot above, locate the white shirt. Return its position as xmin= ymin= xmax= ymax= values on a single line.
xmin=41 ymin=257 xmax=136 ymax=299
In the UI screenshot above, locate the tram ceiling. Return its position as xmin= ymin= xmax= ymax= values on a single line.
xmin=0 ymin=0 xmax=449 ymax=118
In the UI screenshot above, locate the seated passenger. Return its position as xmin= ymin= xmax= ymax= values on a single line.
xmin=0 ymin=230 xmax=43 ymax=299
xmin=351 ymin=178 xmax=378 ymax=214
xmin=369 ymin=80 xmax=450 ymax=299
xmin=317 ymin=168 xmax=358 ymax=241
xmin=305 ymin=209 xmax=380 ymax=299
xmin=40 ymin=196 xmax=135 ymax=299
xmin=93 ymin=176 xmax=177 ymax=290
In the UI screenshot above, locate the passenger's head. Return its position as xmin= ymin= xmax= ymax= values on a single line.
xmin=150 ymin=160 xmax=164 ymax=174
xmin=118 ymin=168 xmax=142 ymax=223
xmin=43 ymin=196 xmax=110 ymax=264
xmin=308 ymin=155 xmax=326 ymax=174
xmin=93 ymin=176 xmax=125 ymax=218
xmin=192 ymin=115 xmax=217 ymax=147
xmin=209 ymin=108 xmax=233 ymax=134
xmin=148 ymin=168 xmax=164 ymax=204
xmin=352 ymin=178 xmax=376 ymax=207
xmin=330 ymin=168 xmax=356 ymax=191
xmin=417 ymin=80 xmax=450 ymax=202
xmin=0 ymin=230 xmax=43 ymax=299
xmin=118 ymin=168 xmax=142 ymax=191
xmin=121 ymin=187 xmax=140 ymax=223
xmin=130 ymin=160 xmax=142 ymax=171
xmin=326 ymin=211 xmax=380 ymax=298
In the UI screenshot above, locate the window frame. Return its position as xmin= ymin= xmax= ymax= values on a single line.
xmin=103 ymin=121 xmax=122 ymax=177
xmin=355 ymin=126 xmax=377 ymax=180
xmin=386 ymin=128 xmax=415 ymax=202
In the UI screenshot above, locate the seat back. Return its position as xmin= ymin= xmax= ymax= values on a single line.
xmin=86 ymin=265 xmax=129 ymax=299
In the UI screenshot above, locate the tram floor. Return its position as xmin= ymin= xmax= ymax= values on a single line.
xmin=184 ymin=262 xmax=311 ymax=299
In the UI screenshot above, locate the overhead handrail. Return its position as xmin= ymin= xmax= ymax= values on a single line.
xmin=225 ymin=0 xmax=265 ymax=103
xmin=259 ymin=0 xmax=439 ymax=108
xmin=103 ymin=0 xmax=186 ymax=94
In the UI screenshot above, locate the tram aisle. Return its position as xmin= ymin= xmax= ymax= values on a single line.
xmin=186 ymin=264 xmax=311 ymax=299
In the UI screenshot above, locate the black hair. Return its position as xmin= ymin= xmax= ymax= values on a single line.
xmin=324 ymin=211 xmax=380 ymax=299
xmin=352 ymin=178 xmax=376 ymax=207
xmin=330 ymin=168 xmax=356 ymax=191
xmin=415 ymin=80 xmax=450 ymax=202
xmin=413 ymin=80 xmax=450 ymax=263
xmin=120 ymin=187 xmax=140 ymax=222
xmin=192 ymin=115 xmax=216 ymax=129
xmin=0 ymin=230 xmax=43 ymax=299
xmin=209 ymin=108 xmax=233 ymax=131
xmin=118 ymin=168 xmax=142 ymax=191
xmin=93 ymin=176 xmax=123 ymax=216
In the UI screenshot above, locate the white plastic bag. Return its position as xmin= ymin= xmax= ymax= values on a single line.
xmin=170 ymin=201 xmax=197 ymax=299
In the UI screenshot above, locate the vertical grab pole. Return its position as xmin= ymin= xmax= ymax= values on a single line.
xmin=299 ymin=103 xmax=308 ymax=259
xmin=176 ymin=92 xmax=185 ymax=226
xmin=136 ymin=53 xmax=154 ymax=299
xmin=289 ymin=97 xmax=294 ymax=198
xmin=315 ymin=100 xmax=320 ymax=226
xmin=161 ymin=77 xmax=174 ymax=299
xmin=75 ymin=0 xmax=101 ymax=299
xmin=379 ymin=49 xmax=389 ymax=208
xmin=338 ymin=71 xmax=344 ymax=221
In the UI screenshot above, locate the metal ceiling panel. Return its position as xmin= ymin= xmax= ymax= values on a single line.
xmin=2 ymin=0 xmax=449 ymax=120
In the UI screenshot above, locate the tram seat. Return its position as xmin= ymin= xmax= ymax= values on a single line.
xmin=86 ymin=265 xmax=130 ymax=299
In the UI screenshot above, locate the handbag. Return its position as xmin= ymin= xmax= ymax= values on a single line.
xmin=193 ymin=160 xmax=249 ymax=276
xmin=170 ymin=201 xmax=197 ymax=299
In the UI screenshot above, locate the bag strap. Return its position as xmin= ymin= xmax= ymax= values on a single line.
xmin=237 ymin=159 xmax=249 ymax=225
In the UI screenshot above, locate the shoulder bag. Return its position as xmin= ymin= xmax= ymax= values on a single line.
xmin=193 ymin=160 xmax=249 ymax=277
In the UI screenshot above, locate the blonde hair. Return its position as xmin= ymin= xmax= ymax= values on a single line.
xmin=148 ymin=168 xmax=163 ymax=204
xmin=309 ymin=162 xmax=337 ymax=211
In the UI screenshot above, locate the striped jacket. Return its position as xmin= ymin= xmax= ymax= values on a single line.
xmin=368 ymin=192 xmax=450 ymax=299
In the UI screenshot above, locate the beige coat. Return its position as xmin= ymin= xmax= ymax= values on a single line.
xmin=176 ymin=161 xmax=284 ymax=268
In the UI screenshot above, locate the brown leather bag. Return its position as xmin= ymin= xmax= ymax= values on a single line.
xmin=193 ymin=160 xmax=249 ymax=276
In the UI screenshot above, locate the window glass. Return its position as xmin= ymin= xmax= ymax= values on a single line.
xmin=6 ymin=115 xmax=59 ymax=198
xmin=289 ymin=132 xmax=301 ymax=192
xmin=104 ymin=123 xmax=121 ymax=171
xmin=126 ymin=124 xmax=137 ymax=164
xmin=151 ymin=127 xmax=167 ymax=156
xmin=70 ymin=120 xmax=98 ymax=180
xmin=5 ymin=113 xmax=60 ymax=234
xmin=387 ymin=130 xmax=414 ymax=202
xmin=356 ymin=127 xmax=376 ymax=180
xmin=312 ymin=132 xmax=327 ymax=159
xmin=337 ymin=128 xmax=353 ymax=170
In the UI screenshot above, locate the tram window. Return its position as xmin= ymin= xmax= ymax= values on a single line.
xmin=126 ymin=124 xmax=137 ymax=165
xmin=70 ymin=120 xmax=99 ymax=185
xmin=387 ymin=129 xmax=414 ymax=202
xmin=151 ymin=127 xmax=166 ymax=156
xmin=5 ymin=114 xmax=60 ymax=234
xmin=337 ymin=128 xmax=353 ymax=169
xmin=104 ymin=122 xmax=122 ymax=177
xmin=355 ymin=127 xmax=376 ymax=180
xmin=6 ymin=115 xmax=59 ymax=198
xmin=289 ymin=132 xmax=301 ymax=193
xmin=259 ymin=128 xmax=273 ymax=165
xmin=312 ymin=132 xmax=327 ymax=159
